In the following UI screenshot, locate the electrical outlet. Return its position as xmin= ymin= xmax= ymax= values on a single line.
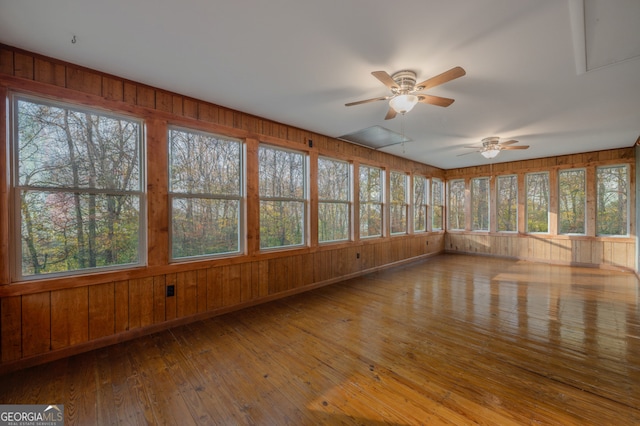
xmin=166 ymin=284 xmax=175 ymax=297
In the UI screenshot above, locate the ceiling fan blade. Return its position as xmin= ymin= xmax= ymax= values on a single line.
xmin=415 ymin=66 xmax=466 ymax=91
xmin=371 ymin=71 xmax=399 ymax=90
xmin=417 ymin=94 xmax=455 ymax=107
xmin=502 ymin=145 xmax=529 ymax=150
xmin=345 ymin=96 xmax=389 ymax=107
xmin=499 ymin=139 xmax=519 ymax=146
xmin=384 ymin=107 xmax=397 ymax=120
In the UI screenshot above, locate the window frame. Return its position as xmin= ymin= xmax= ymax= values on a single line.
xmin=317 ymin=156 xmax=352 ymax=244
xmin=431 ymin=178 xmax=443 ymax=231
xmin=390 ymin=170 xmax=409 ymax=235
xmin=470 ymin=176 xmax=490 ymax=231
xmin=358 ymin=164 xmax=384 ymax=239
xmin=525 ymin=171 xmax=550 ymax=234
xmin=168 ymin=125 xmax=245 ymax=261
xmin=12 ymin=93 xmax=146 ymax=280
xmin=448 ymin=179 xmax=466 ymax=231
xmin=558 ymin=167 xmax=586 ymax=235
xmin=413 ymin=175 xmax=429 ymax=233
xmin=258 ymin=144 xmax=308 ymax=250
xmin=596 ymin=164 xmax=629 ymax=237
xmin=496 ymin=174 xmax=518 ymax=233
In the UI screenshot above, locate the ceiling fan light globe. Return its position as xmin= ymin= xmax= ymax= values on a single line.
xmin=389 ymin=94 xmax=418 ymax=114
xmin=481 ymin=148 xmax=500 ymax=159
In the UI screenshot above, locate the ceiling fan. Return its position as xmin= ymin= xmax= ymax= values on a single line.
xmin=460 ymin=137 xmax=529 ymax=159
xmin=345 ymin=66 xmax=466 ymax=120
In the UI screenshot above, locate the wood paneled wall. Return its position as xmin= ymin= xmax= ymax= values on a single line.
xmin=0 ymin=44 xmax=445 ymax=371
xmin=444 ymin=148 xmax=636 ymax=270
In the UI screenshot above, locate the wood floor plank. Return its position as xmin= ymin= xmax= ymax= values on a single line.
xmin=0 ymin=254 xmax=639 ymax=425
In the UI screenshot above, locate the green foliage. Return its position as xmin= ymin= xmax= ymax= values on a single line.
xmin=497 ymin=175 xmax=517 ymax=232
xmin=471 ymin=178 xmax=489 ymax=231
xmin=448 ymin=180 xmax=465 ymax=230
xmin=16 ymin=98 xmax=142 ymax=276
xmin=596 ymin=166 xmax=628 ymax=235
xmin=526 ymin=173 xmax=549 ymax=233
xmin=559 ymin=169 xmax=585 ymax=234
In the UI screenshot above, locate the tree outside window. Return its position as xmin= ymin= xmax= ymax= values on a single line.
xmin=259 ymin=145 xmax=307 ymax=249
xmin=390 ymin=171 xmax=408 ymax=235
xmin=169 ymin=127 xmax=242 ymax=259
xmin=431 ymin=178 xmax=443 ymax=230
xmin=15 ymin=96 xmax=143 ymax=277
xmin=471 ymin=177 xmax=489 ymax=231
xmin=413 ymin=175 xmax=428 ymax=232
xmin=318 ymin=157 xmax=351 ymax=243
xmin=526 ymin=172 xmax=549 ymax=233
xmin=359 ymin=165 xmax=383 ymax=238
xmin=448 ymin=179 xmax=465 ymax=230
xmin=496 ymin=175 xmax=517 ymax=232
xmin=558 ymin=169 xmax=586 ymax=234
xmin=596 ymin=165 xmax=628 ymax=236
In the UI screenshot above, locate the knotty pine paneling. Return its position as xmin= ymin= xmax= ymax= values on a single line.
xmin=51 ymin=287 xmax=89 ymax=350
xmin=21 ymin=292 xmax=50 ymax=357
xmin=446 ymin=233 xmax=636 ymax=270
xmin=88 ymin=282 xmax=115 ymax=340
xmin=1 ymin=296 xmax=21 ymax=362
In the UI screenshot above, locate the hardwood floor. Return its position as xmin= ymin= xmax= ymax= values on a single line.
xmin=1 ymin=254 xmax=639 ymax=425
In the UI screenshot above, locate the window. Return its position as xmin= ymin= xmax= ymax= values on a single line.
xmin=448 ymin=179 xmax=465 ymax=230
xmin=470 ymin=177 xmax=489 ymax=231
xmin=496 ymin=175 xmax=518 ymax=232
xmin=169 ymin=127 xmax=243 ymax=259
xmin=596 ymin=165 xmax=628 ymax=236
xmin=14 ymin=95 xmax=144 ymax=278
xmin=390 ymin=171 xmax=408 ymax=234
xmin=259 ymin=145 xmax=307 ymax=249
xmin=413 ymin=175 xmax=428 ymax=232
xmin=558 ymin=168 xmax=586 ymax=234
xmin=526 ymin=172 xmax=549 ymax=233
xmin=359 ymin=165 xmax=383 ymax=238
xmin=431 ymin=178 xmax=443 ymax=230
xmin=318 ymin=157 xmax=351 ymax=243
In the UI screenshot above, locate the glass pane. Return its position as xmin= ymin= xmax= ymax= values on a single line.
xmin=172 ymin=198 xmax=240 ymax=258
xmin=497 ymin=175 xmax=518 ymax=232
xmin=526 ymin=173 xmax=549 ymax=232
xmin=390 ymin=171 xmax=407 ymax=204
xmin=259 ymin=146 xmax=305 ymax=198
xmin=169 ymin=129 xmax=241 ymax=195
xmin=17 ymin=98 xmax=141 ymax=191
xmin=260 ymin=200 xmax=305 ymax=248
xmin=390 ymin=204 xmax=407 ymax=234
xmin=432 ymin=206 xmax=443 ymax=230
xmin=318 ymin=202 xmax=349 ymax=242
xmin=559 ymin=169 xmax=586 ymax=234
xmin=471 ymin=177 xmax=489 ymax=231
xmin=20 ymin=191 xmax=140 ymax=276
xmin=414 ymin=204 xmax=426 ymax=232
xmin=596 ymin=166 xmax=628 ymax=235
xmin=359 ymin=166 xmax=382 ymax=203
xmin=431 ymin=179 xmax=443 ymax=230
xmin=318 ymin=157 xmax=349 ymax=201
xmin=359 ymin=203 xmax=382 ymax=237
xmin=449 ymin=180 xmax=465 ymax=230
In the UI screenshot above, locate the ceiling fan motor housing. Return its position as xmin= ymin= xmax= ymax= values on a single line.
xmin=391 ymin=70 xmax=417 ymax=94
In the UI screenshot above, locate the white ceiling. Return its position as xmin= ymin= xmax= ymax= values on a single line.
xmin=1 ymin=0 xmax=639 ymax=169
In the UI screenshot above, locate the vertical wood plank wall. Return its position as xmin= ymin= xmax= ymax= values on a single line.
xmin=444 ymin=149 xmax=636 ymax=270
xmin=0 ymin=44 xmax=445 ymax=371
